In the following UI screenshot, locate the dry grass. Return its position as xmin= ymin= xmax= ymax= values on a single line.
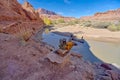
xmin=16 ymin=24 xmax=33 ymax=42
xmin=20 ymin=31 xmax=32 ymax=41
xmin=108 ymin=24 xmax=120 ymax=31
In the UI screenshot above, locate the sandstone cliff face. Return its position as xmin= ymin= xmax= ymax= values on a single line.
xmin=0 ymin=0 xmax=42 ymax=21
xmin=0 ymin=0 xmax=44 ymax=37
xmin=80 ymin=8 xmax=120 ymax=21
xmin=37 ymin=8 xmax=63 ymax=20
xmin=0 ymin=0 xmax=27 ymax=21
xmin=37 ymin=8 xmax=76 ymax=21
xmin=22 ymin=1 xmax=40 ymax=21
xmin=38 ymin=8 xmax=57 ymax=15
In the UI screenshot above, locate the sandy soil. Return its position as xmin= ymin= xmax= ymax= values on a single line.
xmin=52 ymin=25 xmax=120 ymax=43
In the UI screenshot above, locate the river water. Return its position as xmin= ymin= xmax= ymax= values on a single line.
xmin=87 ymin=40 xmax=120 ymax=68
xmin=42 ymin=32 xmax=120 ymax=68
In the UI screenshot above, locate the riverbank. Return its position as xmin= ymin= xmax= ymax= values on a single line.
xmin=51 ymin=25 xmax=120 ymax=43
xmin=42 ymin=32 xmax=120 ymax=68
xmin=1 ymin=33 xmax=120 ymax=80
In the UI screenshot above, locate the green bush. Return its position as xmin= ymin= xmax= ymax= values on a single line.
xmin=82 ymin=21 xmax=92 ymax=27
xmin=67 ymin=21 xmax=76 ymax=25
xmin=73 ymin=20 xmax=79 ymax=24
xmin=108 ymin=24 xmax=118 ymax=31
xmin=108 ymin=24 xmax=120 ymax=31
xmin=92 ymin=22 xmax=110 ymax=28
xmin=52 ymin=20 xmax=57 ymax=25
xmin=43 ymin=17 xmax=52 ymax=25
xmin=115 ymin=21 xmax=120 ymax=26
xmin=58 ymin=18 xmax=65 ymax=23
xmin=117 ymin=26 xmax=120 ymax=31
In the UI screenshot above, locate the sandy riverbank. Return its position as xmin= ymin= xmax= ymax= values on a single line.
xmin=51 ymin=25 xmax=120 ymax=43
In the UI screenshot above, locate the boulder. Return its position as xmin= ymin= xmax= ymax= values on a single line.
xmin=101 ymin=63 xmax=112 ymax=70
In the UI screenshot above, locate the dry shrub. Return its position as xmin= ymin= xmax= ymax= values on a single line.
xmin=92 ymin=21 xmax=110 ymax=28
xmin=20 ymin=30 xmax=32 ymax=41
xmin=82 ymin=21 xmax=92 ymax=27
xmin=108 ymin=24 xmax=120 ymax=31
xmin=16 ymin=25 xmax=33 ymax=41
xmin=44 ymin=17 xmax=52 ymax=26
xmin=57 ymin=18 xmax=65 ymax=23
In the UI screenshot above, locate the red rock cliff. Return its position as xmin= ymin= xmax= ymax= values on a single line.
xmin=0 ymin=0 xmax=44 ymax=36
xmin=80 ymin=8 xmax=120 ymax=21
xmin=37 ymin=8 xmax=76 ymax=21
xmin=0 ymin=0 xmax=43 ymax=21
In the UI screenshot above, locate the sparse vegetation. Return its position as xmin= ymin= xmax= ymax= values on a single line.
xmin=16 ymin=26 xmax=33 ymax=42
xmin=73 ymin=20 xmax=80 ymax=24
xmin=52 ymin=20 xmax=57 ymax=25
xmin=82 ymin=21 xmax=92 ymax=27
xmin=43 ymin=17 xmax=52 ymax=26
xmin=108 ymin=24 xmax=120 ymax=31
xmin=51 ymin=18 xmax=120 ymax=32
xmin=67 ymin=21 xmax=76 ymax=25
xmin=91 ymin=22 xmax=110 ymax=29
xmin=58 ymin=18 xmax=65 ymax=23
xmin=21 ymin=31 xmax=32 ymax=41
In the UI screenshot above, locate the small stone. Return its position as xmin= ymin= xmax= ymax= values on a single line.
xmin=69 ymin=65 xmax=75 ymax=69
xmin=101 ymin=63 xmax=112 ymax=70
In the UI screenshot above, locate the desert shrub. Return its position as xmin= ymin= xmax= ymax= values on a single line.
xmin=67 ymin=21 xmax=76 ymax=25
xmin=73 ymin=20 xmax=80 ymax=24
xmin=52 ymin=20 xmax=57 ymax=25
xmin=116 ymin=26 xmax=120 ymax=31
xmin=92 ymin=22 xmax=110 ymax=28
xmin=115 ymin=21 xmax=120 ymax=26
xmin=17 ymin=26 xmax=32 ymax=41
xmin=108 ymin=24 xmax=120 ymax=31
xmin=65 ymin=20 xmax=80 ymax=26
xmin=22 ymin=31 xmax=31 ymax=41
xmin=82 ymin=21 xmax=92 ymax=27
xmin=58 ymin=18 xmax=65 ymax=23
xmin=43 ymin=17 xmax=52 ymax=25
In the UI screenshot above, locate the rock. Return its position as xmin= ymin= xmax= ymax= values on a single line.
xmin=0 ymin=0 xmax=44 ymax=41
xmin=0 ymin=0 xmax=42 ymax=21
xmin=37 ymin=8 xmax=76 ymax=21
xmin=70 ymin=52 xmax=82 ymax=58
xmin=99 ymin=75 xmax=112 ymax=80
xmin=0 ymin=0 xmax=27 ymax=21
xmin=45 ymin=44 xmax=55 ymax=51
xmin=100 ymin=63 xmax=112 ymax=70
xmin=22 ymin=1 xmax=41 ymax=21
xmin=0 ymin=33 xmax=51 ymax=80
xmin=69 ymin=65 xmax=75 ymax=69
xmin=46 ymin=50 xmax=71 ymax=64
xmin=37 ymin=8 xmax=58 ymax=15
xmin=0 ymin=33 xmax=120 ymax=80
xmin=81 ymin=8 xmax=120 ymax=21
xmin=0 ymin=13 xmax=120 ymax=80
xmin=62 ymin=71 xmax=82 ymax=80
xmin=0 ymin=1 xmax=119 ymax=80
xmin=106 ymin=70 xmax=120 ymax=80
